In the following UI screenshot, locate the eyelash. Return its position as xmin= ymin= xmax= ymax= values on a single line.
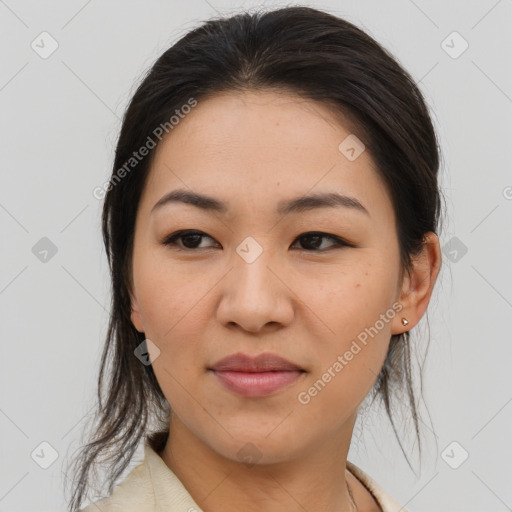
xmin=161 ymin=230 xmax=355 ymax=252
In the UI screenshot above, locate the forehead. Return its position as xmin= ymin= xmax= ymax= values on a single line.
xmin=139 ymin=90 xmax=394 ymax=225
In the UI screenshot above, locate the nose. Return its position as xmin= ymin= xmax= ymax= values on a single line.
xmin=216 ymin=249 xmax=295 ymax=334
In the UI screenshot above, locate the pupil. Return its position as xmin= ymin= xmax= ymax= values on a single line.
xmin=305 ymin=235 xmax=321 ymax=249
xmin=183 ymin=234 xmax=201 ymax=248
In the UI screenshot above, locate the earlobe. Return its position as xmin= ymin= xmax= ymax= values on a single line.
xmin=130 ymin=293 xmax=144 ymax=333
xmin=393 ymin=232 xmax=442 ymax=335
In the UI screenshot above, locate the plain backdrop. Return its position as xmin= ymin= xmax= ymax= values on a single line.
xmin=1 ymin=0 xmax=511 ymax=510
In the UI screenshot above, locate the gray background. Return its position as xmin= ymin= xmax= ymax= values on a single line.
xmin=1 ymin=0 xmax=511 ymax=510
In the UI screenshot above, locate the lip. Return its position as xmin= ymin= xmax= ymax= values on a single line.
xmin=208 ymin=352 xmax=306 ymax=398
xmin=209 ymin=352 xmax=304 ymax=372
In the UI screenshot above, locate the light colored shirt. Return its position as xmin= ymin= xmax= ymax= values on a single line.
xmin=81 ymin=440 xmax=407 ymax=512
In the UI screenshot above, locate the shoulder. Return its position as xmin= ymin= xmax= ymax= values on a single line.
xmin=77 ymin=440 xmax=203 ymax=512
xmin=79 ymin=456 xmax=156 ymax=512
xmin=346 ymin=460 xmax=408 ymax=512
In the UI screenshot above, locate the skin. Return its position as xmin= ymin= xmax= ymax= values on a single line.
xmin=129 ymin=90 xmax=442 ymax=512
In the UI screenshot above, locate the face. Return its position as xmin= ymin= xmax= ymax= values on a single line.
xmin=130 ymin=90 xmax=408 ymax=464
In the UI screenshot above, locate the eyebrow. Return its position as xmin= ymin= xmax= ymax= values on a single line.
xmin=151 ymin=188 xmax=369 ymax=217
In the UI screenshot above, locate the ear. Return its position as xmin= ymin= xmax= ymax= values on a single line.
xmin=130 ymin=290 xmax=145 ymax=333
xmin=392 ymin=232 xmax=442 ymax=335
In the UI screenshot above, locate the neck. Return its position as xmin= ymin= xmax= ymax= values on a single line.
xmin=160 ymin=413 xmax=359 ymax=512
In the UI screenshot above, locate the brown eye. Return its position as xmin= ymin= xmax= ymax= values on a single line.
xmin=161 ymin=230 xmax=354 ymax=252
xmin=291 ymin=232 xmax=352 ymax=251
xmin=162 ymin=230 xmax=218 ymax=250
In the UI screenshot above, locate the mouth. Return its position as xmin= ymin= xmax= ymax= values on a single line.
xmin=208 ymin=352 xmax=306 ymax=398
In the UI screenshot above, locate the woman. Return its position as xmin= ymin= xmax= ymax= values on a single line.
xmin=68 ymin=6 xmax=444 ymax=511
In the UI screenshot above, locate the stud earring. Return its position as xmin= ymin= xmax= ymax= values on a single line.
xmin=401 ymin=317 xmax=409 ymax=326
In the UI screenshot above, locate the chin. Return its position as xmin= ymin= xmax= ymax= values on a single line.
xmin=208 ymin=431 xmax=305 ymax=467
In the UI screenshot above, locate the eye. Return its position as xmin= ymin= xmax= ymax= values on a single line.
xmin=161 ymin=230 xmax=354 ymax=252
xmin=161 ymin=230 xmax=218 ymax=250
xmin=291 ymin=231 xmax=354 ymax=251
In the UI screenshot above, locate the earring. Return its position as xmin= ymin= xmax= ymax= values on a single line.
xmin=401 ymin=317 xmax=409 ymax=326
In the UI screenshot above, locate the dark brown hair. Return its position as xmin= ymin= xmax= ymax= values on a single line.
xmin=66 ymin=6 xmax=444 ymax=510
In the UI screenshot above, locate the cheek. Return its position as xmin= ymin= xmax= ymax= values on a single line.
xmin=134 ymin=250 xmax=207 ymax=338
xmin=296 ymin=301 xmax=393 ymax=429
xmin=297 ymin=258 xmax=396 ymax=338
xmin=132 ymin=267 xmax=211 ymax=405
xmin=298 ymin=261 xmax=396 ymax=397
